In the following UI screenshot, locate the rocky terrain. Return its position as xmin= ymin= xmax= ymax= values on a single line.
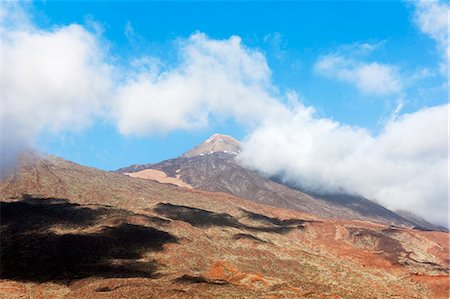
xmin=1 ymin=152 xmax=449 ymax=298
xmin=119 ymin=134 xmax=442 ymax=230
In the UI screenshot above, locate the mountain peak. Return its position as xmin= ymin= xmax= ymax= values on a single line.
xmin=182 ymin=133 xmax=241 ymax=158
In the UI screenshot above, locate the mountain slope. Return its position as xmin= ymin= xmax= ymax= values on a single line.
xmin=1 ymin=152 xmax=449 ymax=298
xmin=395 ymin=210 xmax=449 ymax=232
xmin=119 ymin=134 xmax=433 ymax=230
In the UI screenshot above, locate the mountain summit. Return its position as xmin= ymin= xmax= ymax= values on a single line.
xmin=182 ymin=134 xmax=241 ymax=158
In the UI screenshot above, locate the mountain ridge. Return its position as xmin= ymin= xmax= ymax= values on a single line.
xmin=1 ymin=150 xmax=448 ymax=298
xmin=118 ymin=134 xmax=443 ymax=231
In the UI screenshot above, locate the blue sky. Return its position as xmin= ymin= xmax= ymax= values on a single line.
xmin=25 ymin=1 xmax=445 ymax=170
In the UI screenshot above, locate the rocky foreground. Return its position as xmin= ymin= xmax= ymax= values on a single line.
xmin=1 ymin=153 xmax=449 ymax=298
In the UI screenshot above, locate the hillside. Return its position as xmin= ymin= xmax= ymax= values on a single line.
xmin=119 ymin=134 xmax=439 ymax=230
xmin=1 ymin=152 xmax=449 ymax=298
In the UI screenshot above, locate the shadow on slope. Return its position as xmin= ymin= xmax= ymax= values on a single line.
xmin=0 ymin=197 xmax=177 ymax=282
xmin=1 ymin=196 xmax=108 ymax=234
xmin=241 ymin=209 xmax=307 ymax=227
xmin=175 ymin=274 xmax=229 ymax=285
xmin=232 ymin=233 xmax=269 ymax=243
xmin=154 ymin=203 xmax=304 ymax=234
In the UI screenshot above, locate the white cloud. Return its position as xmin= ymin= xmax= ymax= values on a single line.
xmin=314 ymin=54 xmax=403 ymax=95
xmin=413 ymin=0 xmax=449 ymax=72
xmin=1 ymin=7 xmax=112 ymax=172
xmin=113 ymin=33 xmax=287 ymax=135
xmin=239 ymin=103 xmax=449 ymax=226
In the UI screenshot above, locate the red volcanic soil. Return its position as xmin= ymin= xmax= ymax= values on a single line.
xmin=1 ymin=154 xmax=449 ymax=298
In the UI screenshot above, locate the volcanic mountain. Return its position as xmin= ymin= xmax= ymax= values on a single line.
xmin=1 ymin=151 xmax=449 ymax=298
xmin=119 ymin=134 xmax=441 ymax=231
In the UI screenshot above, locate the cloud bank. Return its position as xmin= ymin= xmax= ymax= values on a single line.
xmin=1 ymin=3 xmax=447 ymax=225
xmin=239 ymin=103 xmax=448 ymax=226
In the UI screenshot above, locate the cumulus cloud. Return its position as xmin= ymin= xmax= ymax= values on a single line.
xmin=239 ymin=103 xmax=448 ymax=226
xmin=113 ymin=33 xmax=287 ymax=135
xmin=413 ymin=0 xmax=449 ymax=72
xmin=314 ymin=54 xmax=403 ymax=95
xmin=1 ymin=6 xmax=112 ymax=172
